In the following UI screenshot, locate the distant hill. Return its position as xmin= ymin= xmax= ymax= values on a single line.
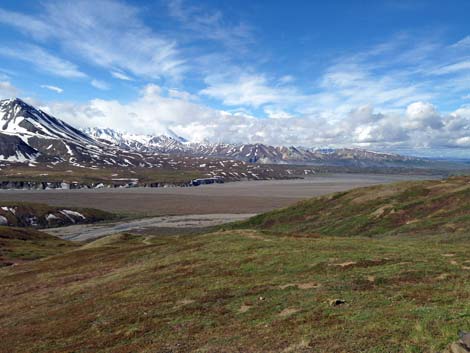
xmin=229 ymin=176 xmax=470 ymax=237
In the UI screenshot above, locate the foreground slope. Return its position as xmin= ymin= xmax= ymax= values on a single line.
xmin=1 ymin=178 xmax=470 ymax=352
xmin=230 ymin=176 xmax=470 ymax=237
xmin=1 ymin=230 xmax=470 ymax=352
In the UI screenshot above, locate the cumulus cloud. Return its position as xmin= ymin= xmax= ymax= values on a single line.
xmin=405 ymin=102 xmax=443 ymax=129
xmin=38 ymin=83 xmax=470 ymax=154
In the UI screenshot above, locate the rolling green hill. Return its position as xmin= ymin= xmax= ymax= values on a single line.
xmin=229 ymin=176 xmax=470 ymax=237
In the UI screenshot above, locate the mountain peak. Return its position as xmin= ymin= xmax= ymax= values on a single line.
xmin=0 ymin=97 xmax=29 ymax=107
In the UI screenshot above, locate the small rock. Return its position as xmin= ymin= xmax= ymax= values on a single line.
xmin=329 ymin=299 xmax=346 ymax=306
xmin=258 ymin=296 xmax=265 ymax=301
xmin=460 ymin=331 xmax=470 ymax=349
xmin=442 ymin=332 xmax=470 ymax=353
xmin=449 ymin=342 xmax=470 ymax=353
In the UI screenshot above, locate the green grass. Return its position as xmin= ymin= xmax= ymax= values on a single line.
xmin=0 ymin=226 xmax=78 ymax=266
xmin=227 ymin=176 xmax=470 ymax=237
xmin=1 ymin=176 xmax=470 ymax=352
xmin=1 ymin=229 xmax=470 ymax=352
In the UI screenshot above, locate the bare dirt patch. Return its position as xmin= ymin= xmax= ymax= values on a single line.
xmin=176 ymin=299 xmax=195 ymax=306
xmin=279 ymin=308 xmax=300 ymax=317
xmin=239 ymin=304 xmax=252 ymax=313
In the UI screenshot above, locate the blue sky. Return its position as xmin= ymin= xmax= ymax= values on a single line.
xmin=0 ymin=0 xmax=469 ymax=157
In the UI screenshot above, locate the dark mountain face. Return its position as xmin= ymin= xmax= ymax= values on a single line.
xmin=0 ymin=132 xmax=38 ymax=161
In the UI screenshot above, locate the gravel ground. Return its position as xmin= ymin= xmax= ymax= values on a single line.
xmin=0 ymin=174 xmax=435 ymax=216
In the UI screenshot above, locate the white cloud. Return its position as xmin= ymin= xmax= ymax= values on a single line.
xmin=451 ymin=35 xmax=470 ymax=49
xmin=167 ymin=0 xmax=253 ymax=50
xmin=0 ymin=44 xmax=86 ymax=79
xmin=0 ymin=81 xmax=19 ymax=99
xmin=0 ymin=8 xmax=51 ymax=40
xmin=0 ymin=0 xmax=185 ymax=81
xmin=279 ymin=75 xmax=295 ymax=84
xmin=432 ymin=60 xmax=470 ymax=75
xmin=111 ymin=71 xmax=134 ymax=81
xmin=40 ymin=85 xmax=63 ymax=93
xmin=201 ymin=73 xmax=304 ymax=108
xmin=39 ymin=83 xmax=470 ymax=153
xmin=91 ymin=80 xmax=109 ymax=90
xmin=405 ymin=101 xmax=443 ymax=129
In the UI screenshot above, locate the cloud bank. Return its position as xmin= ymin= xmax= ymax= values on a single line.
xmin=35 ymin=84 xmax=470 ymax=157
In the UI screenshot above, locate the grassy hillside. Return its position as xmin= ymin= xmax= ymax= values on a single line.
xmin=2 ymin=177 xmax=470 ymax=352
xmin=1 ymin=230 xmax=470 ymax=352
xmin=0 ymin=202 xmax=115 ymax=228
xmin=228 ymin=176 xmax=470 ymax=237
xmin=0 ymin=226 xmax=78 ymax=266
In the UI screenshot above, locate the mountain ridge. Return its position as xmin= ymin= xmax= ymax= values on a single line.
xmin=82 ymin=125 xmax=421 ymax=167
xmin=0 ymin=98 xmax=441 ymax=170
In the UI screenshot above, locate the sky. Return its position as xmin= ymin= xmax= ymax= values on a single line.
xmin=0 ymin=0 xmax=469 ymax=157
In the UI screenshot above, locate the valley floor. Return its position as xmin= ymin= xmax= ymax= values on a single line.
xmin=0 ymin=173 xmax=434 ymax=216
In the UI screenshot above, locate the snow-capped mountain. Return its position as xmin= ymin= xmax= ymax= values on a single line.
xmin=81 ymin=127 xmax=418 ymax=167
xmin=82 ymin=127 xmax=188 ymax=153
xmin=0 ymin=98 xmax=147 ymax=166
xmin=0 ymin=98 xmax=423 ymax=169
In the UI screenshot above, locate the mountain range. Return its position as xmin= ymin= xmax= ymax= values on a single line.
xmin=0 ymin=98 xmax=432 ymax=168
xmin=83 ymin=126 xmax=420 ymax=168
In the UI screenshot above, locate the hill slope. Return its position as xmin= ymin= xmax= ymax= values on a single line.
xmin=0 ymin=202 xmax=114 ymax=228
xmin=2 ymin=227 xmax=470 ymax=351
xmin=0 ymin=226 xmax=78 ymax=266
xmin=1 ymin=178 xmax=470 ymax=351
xmin=229 ymin=176 xmax=470 ymax=237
